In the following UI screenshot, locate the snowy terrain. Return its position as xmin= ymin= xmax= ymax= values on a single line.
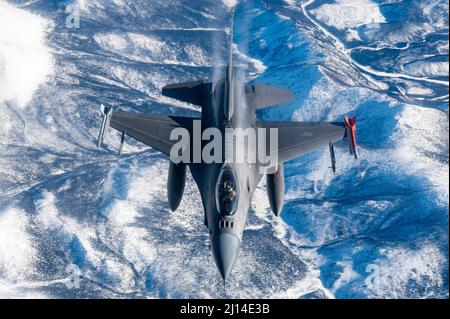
xmin=0 ymin=0 xmax=448 ymax=298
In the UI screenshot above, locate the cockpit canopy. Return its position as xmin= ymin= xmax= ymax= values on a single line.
xmin=215 ymin=167 xmax=240 ymax=216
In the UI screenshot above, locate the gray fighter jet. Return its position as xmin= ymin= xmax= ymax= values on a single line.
xmin=97 ymin=29 xmax=358 ymax=282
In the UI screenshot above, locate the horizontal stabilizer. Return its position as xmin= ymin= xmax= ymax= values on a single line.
xmin=254 ymin=84 xmax=295 ymax=109
xmin=162 ymin=80 xmax=205 ymax=106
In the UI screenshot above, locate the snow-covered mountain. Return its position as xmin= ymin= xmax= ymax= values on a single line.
xmin=0 ymin=0 xmax=448 ymax=298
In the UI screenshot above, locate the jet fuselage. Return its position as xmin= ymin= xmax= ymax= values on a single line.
xmin=189 ymin=70 xmax=263 ymax=280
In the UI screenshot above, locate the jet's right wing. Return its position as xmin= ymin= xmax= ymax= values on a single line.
xmin=103 ymin=110 xmax=198 ymax=157
xmin=257 ymin=120 xmax=348 ymax=163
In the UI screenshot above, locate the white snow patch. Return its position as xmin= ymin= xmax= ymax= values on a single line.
xmin=233 ymin=43 xmax=267 ymax=76
xmin=330 ymin=261 xmax=360 ymax=293
xmin=126 ymin=33 xmax=165 ymax=57
xmin=393 ymin=105 xmax=449 ymax=198
xmin=345 ymin=29 xmax=361 ymax=41
xmin=35 ymin=191 xmax=65 ymax=233
xmin=366 ymin=243 xmax=446 ymax=298
xmin=0 ymin=206 xmax=36 ymax=281
xmin=223 ymin=0 xmax=237 ymax=9
xmin=93 ymin=32 xmax=212 ymax=66
xmin=437 ymin=42 xmax=449 ymax=55
xmin=271 ymin=274 xmax=335 ymax=299
xmin=406 ymin=86 xmax=435 ymax=96
xmin=34 ymin=190 xmax=103 ymax=269
xmin=284 ymin=0 xmax=297 ymax=6
xmin=403 ymin=61 xmax=449 ymax=78
xmin=0 ymin=2 xmax=54 ymax=108
xmin=100 ymin=162 xmax=160 ymax=273
xmin=98 ymin=33 xmax=128 ymax=51
xmin=310 ymin=0 xmax=386 ymax=30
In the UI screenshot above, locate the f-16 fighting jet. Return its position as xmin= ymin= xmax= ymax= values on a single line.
xmin=97 ymin=20 xmax=358 ymax=282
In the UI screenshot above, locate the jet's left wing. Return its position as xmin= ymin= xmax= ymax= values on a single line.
xmin=257 ymin=120 xmax=348 ymax=163
xmin=105 ymin=110 xmax=198 ymax=156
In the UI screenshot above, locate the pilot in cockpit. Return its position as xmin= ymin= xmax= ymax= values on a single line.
xmin=222 ymin=180 xmax=236 ymax=214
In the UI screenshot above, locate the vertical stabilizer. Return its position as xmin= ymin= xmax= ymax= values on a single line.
xmin=224 ymin=9 xmax=235 ymax=121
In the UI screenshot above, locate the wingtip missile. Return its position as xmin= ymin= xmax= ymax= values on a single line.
xmin=97 ymin=104 xmax=112 ymax=148
xmin=118 ymin=131 xmax=125 ymax=155
xmin=329 ymin=141 xmax=336 ymax=175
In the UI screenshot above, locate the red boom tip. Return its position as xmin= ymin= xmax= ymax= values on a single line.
xmin=344 ymin=115 xmax=358 ymax=159
xmin=344 ymin=115 xmax=356 ymax=128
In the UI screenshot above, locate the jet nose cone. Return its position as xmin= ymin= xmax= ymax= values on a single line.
xmin=212 ymin=233 xmax=240 ymax=281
